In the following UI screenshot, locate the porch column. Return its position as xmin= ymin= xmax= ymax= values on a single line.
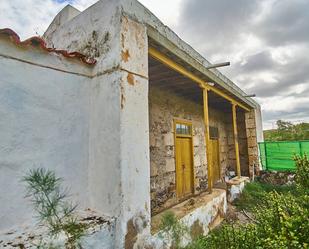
xmin=232 ymin=103 xmax=241 ymax=178
xmin=203 ymin=87 xmax=212 ymax=192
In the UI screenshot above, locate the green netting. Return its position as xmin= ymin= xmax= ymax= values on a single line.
xmin=258 ymin=140 xmax=309 ymax=171
xmin=301 ymin=141 xmax=309 ymax=155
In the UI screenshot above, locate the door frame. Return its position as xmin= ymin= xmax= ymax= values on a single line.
xmin=173 ymin=118 xmax=195 ymax=199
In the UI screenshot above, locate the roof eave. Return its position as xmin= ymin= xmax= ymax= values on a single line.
xmin=121 ymin=0 xmax=259 ymax=109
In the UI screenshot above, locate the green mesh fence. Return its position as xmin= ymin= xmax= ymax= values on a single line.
xmin=258 ymin=141 xmax=309 ymax=171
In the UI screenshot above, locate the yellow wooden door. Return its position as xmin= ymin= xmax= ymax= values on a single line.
xmin=176 ymin=137 xmax=193 ymax=198
xmin=210 ymin=139 xmax=220 ymax=183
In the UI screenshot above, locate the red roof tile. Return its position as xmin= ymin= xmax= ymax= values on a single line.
xmin=0 ymin=28 xmax=97 ymax=65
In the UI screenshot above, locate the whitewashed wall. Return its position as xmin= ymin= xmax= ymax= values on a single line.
xmin=1 ymin=1 xmax=151 ymax=247
xmin=0 ymin=40 xmax=92 ymax=230
xmin=45 ymin=2 xmax=150 ymax=247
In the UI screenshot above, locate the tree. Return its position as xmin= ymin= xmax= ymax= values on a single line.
xmin=264 ymin=120 xmax=309 ymax=141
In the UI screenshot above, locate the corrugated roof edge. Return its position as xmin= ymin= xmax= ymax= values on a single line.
xmin=0 ymin=28 xmax=97 ymax=65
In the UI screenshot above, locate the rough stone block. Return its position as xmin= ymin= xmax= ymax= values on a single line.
xmin=245 ymin=119 xmax=256 ymax=128
xmin=166 ymin=158 xmax=175 ymax=172
xmin=246 ymin=128 xmax=257 ymax=137
xmin=247 ymin=137 xmax=257 ymax=147
xmin=248 ymin=147 xmax=258 ymax=156
xmin=164 ymin=133 xmax=174 ymax=146
xmin=194 ymin=154 xmax=201 ymax=167
xmin=166 ymin=146 xmax=174 ymax=157
xmin=248 ymin=155 xmax=258 ymax=164
xmin=193 ymin=136 xmax=200 ymax=146
xmin=149 ymin=133 xmax=156 ymax=147
xmin=151 ymin=164 xmax=158 ymax=177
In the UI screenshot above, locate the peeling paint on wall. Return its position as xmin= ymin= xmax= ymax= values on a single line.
xmin=122 ymin=49 xmax=130 ymax=62
xmin=127 ymin=73 xmax=135 ymax=85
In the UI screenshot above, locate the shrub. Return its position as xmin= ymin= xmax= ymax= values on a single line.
xmin=186 ymin=223 xmax=259 ymax=249
xmin=187 ymin=191 xmax=309 ymax=249
xmin=187 ymin=154 xmax=309 ymax=249
xmin=24 ymin=168 xmax=88 ymax=249
xmin=254 ymin=191 xmax=309 ymax=248
xmin=294 ymin=153 xmax=309 ymax=192
xmin=234 ymin=181 xmax=296 ymax=211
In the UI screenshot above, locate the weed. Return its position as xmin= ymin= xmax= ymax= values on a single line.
xmin=159 ymin=211 xmax=189 ymax=249
xmin=23 ymin=168 xmax=88 ymax=249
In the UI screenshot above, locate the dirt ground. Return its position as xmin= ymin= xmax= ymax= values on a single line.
xmin=225 ymin=203 xmax=253 ymax=225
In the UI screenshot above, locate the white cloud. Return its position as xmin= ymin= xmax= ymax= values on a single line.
xmin=0 ymin=0 xmax=182 ymax=39
xmin=1 ymin=0 xmax=308 ymax=129
xmin=139 ymin=0 xmax=183 ymax=28
xmin=0 ymin=0 xmax=63 ymax=38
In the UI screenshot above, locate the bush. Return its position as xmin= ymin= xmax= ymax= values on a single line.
xmin=234 ymin=181 xmax=295 ymax=211
xmin=187 ymin=191 xmax=309 ymax=249
xmin=187 ymin=153 xmax=309 ymax=249
xmin=294 ymin=153 xmax=309 ymax=192
xmin=254 ymin=191 xmax=309 ymax=248
xmin=186 ymin=223 xmax=259 ymax=249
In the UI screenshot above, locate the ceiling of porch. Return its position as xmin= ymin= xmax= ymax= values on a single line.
xmin=148 ymin=56 xmax=233 ymax=113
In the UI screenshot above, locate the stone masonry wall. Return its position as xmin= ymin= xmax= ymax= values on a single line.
xmin=149 ymin=87 xmax=231 ymax=214
xmin=208 ymin=108 xmax=230 ymax=179
xmin=227 ymin=110 xmax=250 ymax=176
xmin=245 ymin=109 xmax=259 ymax=177
xmin=238 ymin=111 xmax=250 ymax=176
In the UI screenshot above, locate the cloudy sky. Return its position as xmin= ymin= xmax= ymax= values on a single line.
xmin=1 ymin=0 xmax=308 ymax=129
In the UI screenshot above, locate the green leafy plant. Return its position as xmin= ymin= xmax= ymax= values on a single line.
xmin=186 ymin=223 xmax=259 ymax=249
xmin=187 ymin=191 xmax=309 ymax=249
xmin=294 ymin=153 xmax=309 ymax=192
xmin=234 ymin=181 xmax=296 ymax=211
xmin=24 ymin=168 xmax=88 ymax=249
xmin=187 ymin=160 xmax=309 ymax=249
xmin=159 ymin=211 xmax=189 ymax=249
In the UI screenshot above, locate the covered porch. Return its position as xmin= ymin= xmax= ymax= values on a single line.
xmin=148 ymin=44 xmax=254 ymax=218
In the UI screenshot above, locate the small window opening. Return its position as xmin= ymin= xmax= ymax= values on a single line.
xmin=176 ymin=123 xmax=192 ymax=135
xmin=209 ymin=126 xmax=219 ymax=139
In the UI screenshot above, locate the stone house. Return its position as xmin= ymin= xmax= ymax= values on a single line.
xmin=0 ymin=0 xmax=263 ymax=248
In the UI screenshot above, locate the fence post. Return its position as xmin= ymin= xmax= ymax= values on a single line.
xmin=264 ymin=142 xmax=268 ymax=170
xmin=299 ymin=141 xmax=303 ymax=157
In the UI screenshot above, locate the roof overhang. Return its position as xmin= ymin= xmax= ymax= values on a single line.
xmin=147 ymin=27 xmax=257 ymax=110
xmin=120 ymin=0 xmax=259 ymax=109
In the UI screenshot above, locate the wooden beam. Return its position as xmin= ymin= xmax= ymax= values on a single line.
xmin=203 ymin=88 xmax=212 ymax=192
xmin=232 ymin=103 xmax=241 ymax=178
xmin=149 ymin=47 xmax=250 ymax=112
